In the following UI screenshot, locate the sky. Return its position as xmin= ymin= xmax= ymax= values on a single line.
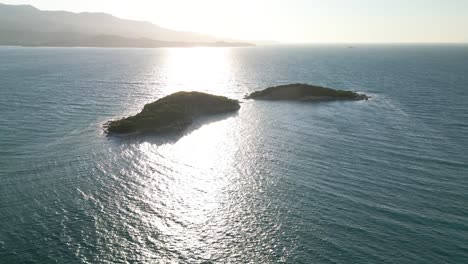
xmin=2 ymin=0 xmax=468 ymax=43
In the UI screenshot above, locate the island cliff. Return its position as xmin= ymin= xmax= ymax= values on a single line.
xmin=106 ymin=92 xmax=240 ymax=134
xmin=246 ymin=83 xmax=368 ymax=101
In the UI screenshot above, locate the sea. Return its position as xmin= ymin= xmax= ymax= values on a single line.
xmin=0 ymin=45 xmax=467 ymax=263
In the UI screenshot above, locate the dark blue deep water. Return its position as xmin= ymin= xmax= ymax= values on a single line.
xmin=1 ymin=45 xmax=468 ymax=263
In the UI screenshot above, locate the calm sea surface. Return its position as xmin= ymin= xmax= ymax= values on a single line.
xmin=0 ymin=45 xmax=467 ymax=263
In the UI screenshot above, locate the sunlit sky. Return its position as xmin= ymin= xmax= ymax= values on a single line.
xmin=3 ymin=0 xmax=468 ymax=43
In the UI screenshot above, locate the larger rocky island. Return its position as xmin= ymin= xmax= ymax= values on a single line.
xmin=246 ymin=83 xmax=368 ymax=101
xmin=106 ymin=92 xmax=240 ymax=134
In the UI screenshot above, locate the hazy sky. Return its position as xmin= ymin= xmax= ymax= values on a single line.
xmin=3 ymin=0 xmax=468 ymax=43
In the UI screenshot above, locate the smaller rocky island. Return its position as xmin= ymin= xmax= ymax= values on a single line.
xmin=106 ymin=92 xmax=240 ymax=134
xmin=246 ymin=83 xmax=368 ymax=101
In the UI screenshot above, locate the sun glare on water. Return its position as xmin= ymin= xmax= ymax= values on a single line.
xmin=163 ymin=47 xmax=233 ymax=95
xmin=131 ymin=118 xmax=242 ymax=256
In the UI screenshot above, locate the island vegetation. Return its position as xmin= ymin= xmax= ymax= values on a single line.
xmin=246 ymin=83 xmax=369 ymax=101
xmin=106 ymin=92 xmax=240 ymax=134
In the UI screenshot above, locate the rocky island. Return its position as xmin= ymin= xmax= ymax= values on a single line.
xmin=106 ymin=92 xmax=240 ymax=134
xmin=246 ymin=83 xmax=368 ymax=101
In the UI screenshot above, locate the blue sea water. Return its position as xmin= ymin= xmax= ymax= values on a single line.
xmin=0 ymin=45 xmax=467 ymax=263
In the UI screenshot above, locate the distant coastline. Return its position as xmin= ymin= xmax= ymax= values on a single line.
xmin=0 ymin=33 xmax=255 ymax=49
xmin=0 ymin=35 xmax=256 ymax=48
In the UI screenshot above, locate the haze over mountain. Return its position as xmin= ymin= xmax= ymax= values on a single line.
xmin=0 ymin=3 xmax=254 ymax=47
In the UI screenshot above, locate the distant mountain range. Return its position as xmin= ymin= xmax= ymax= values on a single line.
xmin=0 ymin=3 xmax=255 ymax=48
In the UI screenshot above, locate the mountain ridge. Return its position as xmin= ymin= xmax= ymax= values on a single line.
xmin=0 ymin=3 xmax=255 ymax=47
